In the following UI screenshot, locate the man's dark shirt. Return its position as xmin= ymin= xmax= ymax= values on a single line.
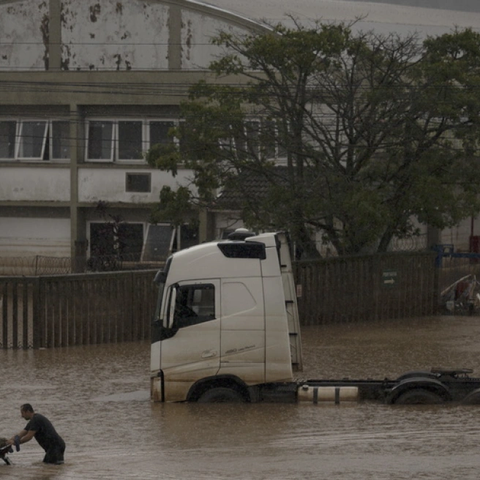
xmin=25 ymin=414 xmax=65 ymax=452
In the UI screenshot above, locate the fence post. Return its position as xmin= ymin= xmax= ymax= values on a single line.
xmin=22 ymin=279 xmax=29 ymax=349
xmin=12 ymin=281 xmax=18 ymax=349
xmin=1 ymin=281 xmax=8 ymax=349
xmin=32 ymin=278 xmax=39 ymax=349
xmin=32 ymin=277 xmax=45 ymax=349
xmin=127 ymin=272 xmax=134 ymax=342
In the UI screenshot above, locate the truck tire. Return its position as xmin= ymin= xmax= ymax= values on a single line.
xmin=461 ymin=388 xmax=480 ymax=405
xmin=394 ymin=388 xmax=444 ymax=405
xmin=197 ymin=387 xmax=246 ymax=403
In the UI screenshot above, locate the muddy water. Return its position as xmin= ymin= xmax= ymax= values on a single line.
xmin=1 ymin=316 xmax=480 ymax=479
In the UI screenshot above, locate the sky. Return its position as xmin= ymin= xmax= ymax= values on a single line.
xmin=202 ymin=0 xmax=480 ymax=37
xmin=347 ymin=0 xmax=478 ymax=13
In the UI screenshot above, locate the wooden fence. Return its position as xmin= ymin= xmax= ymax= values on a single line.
xmin=0 ymin=270 xmax=157 ymax=349
xmin=0 ymin=251 xmax=441 ymax=349
xmin=295 ymin=251 xmax=438 ymax=325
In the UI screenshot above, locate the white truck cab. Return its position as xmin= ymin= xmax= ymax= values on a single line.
xmin=150 ymin=230 xmax=303 ymax=403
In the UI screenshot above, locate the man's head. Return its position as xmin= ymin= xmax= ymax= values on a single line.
xmin=20 ymin=404 xmax=34 ymax=421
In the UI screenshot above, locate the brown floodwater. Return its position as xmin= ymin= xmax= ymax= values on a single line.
xmin=1 ymin=315 xmax=480 ymax=479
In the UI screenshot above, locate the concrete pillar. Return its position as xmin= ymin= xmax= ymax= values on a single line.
xmin=48 ymin=0 xmax=62 ymax=70
xmin=168 ymin=4 xmax=182 ymax=70
xmin=69 ymin=104 xmax=87 ymax=272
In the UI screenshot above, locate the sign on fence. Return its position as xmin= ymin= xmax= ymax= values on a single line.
xmin=382 ymin=269 xmax=398 ymax=288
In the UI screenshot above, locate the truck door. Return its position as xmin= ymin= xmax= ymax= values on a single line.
xmin=218 ymin=277 xmax=266 ymax=384
xmin=160 ymin=280 xmax=221 ymax=383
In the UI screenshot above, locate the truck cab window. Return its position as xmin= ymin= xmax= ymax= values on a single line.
xmin=174 ymin=284 xmax=215 ymax=328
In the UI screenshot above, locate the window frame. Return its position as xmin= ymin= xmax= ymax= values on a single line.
xmin=50 ymin=120 xmax=71 ymax=161
xmin=0 ymin=118 xmax=71 ymax=162
xmin=147 ymin=119 xmax=177 ymax=149
xmin=117 ymin=118 xmax=145 ymax=162
xmin=234 ymin=118 xmax=286 ymax=161
xmin=125 ymin=172 xmax=152 ymax=193
xmin=86 ymin=119 xmax=115 ymax=162
xmin=85 ymin=118 xmax=182 ymax=164
xmin=264 ymin=119 xmax=287 ymax=160
xmin=16 ymin=119 xmax=48 ymax=160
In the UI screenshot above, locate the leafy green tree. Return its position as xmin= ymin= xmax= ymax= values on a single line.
xmin=147 ymin=21 xmax=480 ymax=257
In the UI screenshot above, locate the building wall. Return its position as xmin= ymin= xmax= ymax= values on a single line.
xmin=0 ymin=217 xmax=70 ymax=256
xmin=61 ymin=1 xmax=171 ymax=71
xmin=180 ymin=10 xmax=248 ymax=69
xmin=77 ymin=167 xmax=193 ymax=204
xmin=0 ymin=167 xmax=70 ymax=202
xmin=0 ymin=0 xmax=47 ymax=71
xmin=0 ymin=0 xmax=261 ymax=266
xmin=0 ymin=0 xmax=478 ymax=266
xmin=441 ymin=220 xmax=476 ymax=252
xmin=0 ymin=0 xmax=265 ymax=72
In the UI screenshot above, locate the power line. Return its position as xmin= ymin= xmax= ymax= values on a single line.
xmin=0 ymin=41 xmax=216 ymax=46
xmin=0 ymin=79 xmax=477 ymax=97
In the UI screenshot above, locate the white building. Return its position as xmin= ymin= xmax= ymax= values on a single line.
xmin=0 ymin=0 xmax=479 ymax=271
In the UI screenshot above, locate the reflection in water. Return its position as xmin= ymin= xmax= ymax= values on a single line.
xmin=0 ymin=316 xmax=479 ymax=479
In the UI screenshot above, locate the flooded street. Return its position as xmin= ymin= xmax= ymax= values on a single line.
xmin=1 ymin=316 xmax=480 ymax=479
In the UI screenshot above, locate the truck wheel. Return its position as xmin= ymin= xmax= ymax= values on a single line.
xmin=197 ymin=387 xmax=246 ymax=403
xmin=394 ymin=388 xmax=444 ymax=405
xmin=461 ymin=388 xmax=480 ymax=405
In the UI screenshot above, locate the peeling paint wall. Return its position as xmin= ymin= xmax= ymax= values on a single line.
xmin=78 ymin=167 xmax=194 ymax=203
xmin=181 ymin=10 xmax=246 ymax=69
xmin=61 ymin=0 xmax=170 ymax=71
xmin=0 ymin=0 xmax=47 ymax=71
xmin=0 ymin=168 xmax=70 ymax=201
xmin=0 ymin=0 xmax=254 ymax=71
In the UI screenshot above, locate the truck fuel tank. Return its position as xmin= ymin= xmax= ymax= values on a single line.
xmin=297 ymin=385 xmax=359 ymax=404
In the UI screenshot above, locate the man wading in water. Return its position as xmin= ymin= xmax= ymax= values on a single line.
xmin=8 ymin=404 xmax=66 ymax=464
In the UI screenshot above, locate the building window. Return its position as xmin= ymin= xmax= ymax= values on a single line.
xmin=263 ymin=119 xmax=287 ymax=159
xmin=89 ymin=222 xmax=144 ymax=263
xmin=118 ymin=121 xmax=143 ymax=160
xmin=17 ymin=121 xmax=48 ymax=159
xmin=232 ymin=119 xmax=285 ymax=161
xmin=149 ymin=120 xmax=175 ymax=146
xmin=86 ymin=118 xmax=181 ymax=163
xmin=0 ymin=119 xmax=70 ymax=161
xmin=141 ymin=224 xmax=198 ymax=261
xmin=245 ymin=120 xmax=260 ymax=157
xmin=141 ymin=224 xmax=175 ymax=261
xmin=87 ymin=120 xmax=114 ymax=161
xmin=126 ymin=172 xmax=151 ymax=192
xmin=0 ymin=121 xmax=16 ymax=159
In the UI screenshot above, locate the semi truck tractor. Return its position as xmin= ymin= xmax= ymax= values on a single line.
xmin=150 ymin=230 xmax=480 ymax=405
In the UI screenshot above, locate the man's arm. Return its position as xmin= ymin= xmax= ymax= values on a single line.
xmin=7 ymin=429 xmax=35 ymax=445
